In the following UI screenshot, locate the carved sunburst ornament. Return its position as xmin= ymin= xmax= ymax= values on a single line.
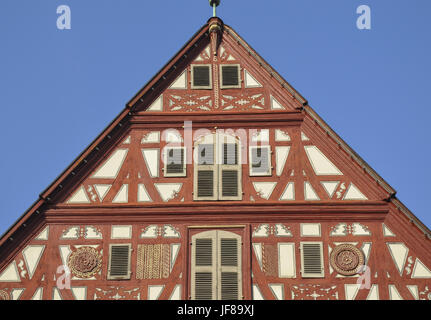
xmin=0 ymin=290 xmax=10 ymax=300
xmin=330 ymin=244 xmax=364 ymax=276
xmin=67 ymin=247 xmax=102 ymax=278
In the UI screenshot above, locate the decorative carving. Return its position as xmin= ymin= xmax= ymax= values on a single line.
xmin=167 ymin=93 xmax=213 ymax=112
xmin=330 ymin=223 xmax=371 ymax=236
xmin=94 ymin=287 xmax=140 ymax=300
xmin=61 ymin=226 xmax=80 ymax=239
xmin=262 ymin=244 xmax=278 ymax=277
xmin=405 ymin=256 xmax=414 ymax=275
xmin=0 ymin=290 xmax=10 ymax=300
xmin=141 ymin=225 xmax=181 ymax=238
xmin=221 ymin=93 xmax=265 ymax=111
xmin=68 ymin=247 xmax=102 ymax=279
xmin=335 ymin=183 xmax=346 ymax=199
xmin=136 ymin=244 xmax=170 ymax=280
xmin=330 ymin=244 xmax=364 ymax=276
xmin=253 ymin=224 xmax=292 ymax=237
xmin=291 ymin=285 xmax=338 ymax=300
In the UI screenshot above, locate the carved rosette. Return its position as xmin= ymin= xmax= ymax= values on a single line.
xmin=67 ymin=246 xmax=102 ymax=278
xmin=330 ymin=244 xmax=364 ymax=276
xmin=0 ymin=290 xmax=10 ymax=300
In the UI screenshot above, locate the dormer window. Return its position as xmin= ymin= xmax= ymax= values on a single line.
xmin=191 ymin=65 xmax=212 ymax=89
xmin=220 ymin=64 xmax=241 ymax=89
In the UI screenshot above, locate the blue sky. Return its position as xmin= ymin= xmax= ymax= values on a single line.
xmin=0 ymin=0 xmax=430 ymax=235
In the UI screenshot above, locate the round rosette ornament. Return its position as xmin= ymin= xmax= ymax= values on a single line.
xmin=67 ymin=246 xmax=102 ymax=278
xmin=330 ymin=244 xmax=365 ymax=276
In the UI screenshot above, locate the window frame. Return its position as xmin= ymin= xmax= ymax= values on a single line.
xmin=249 ymin=145 xmax=272 ymax=176
xmin=220 ymin=64 xmax=242 ymax=89
xmin=191 ymin=64 xmax=213 ymax=90
xmin=190 ymin=230 xmax=243 ymax=300
xmin=107 ymin=243 xmax=132 ymax=280
xmin=218 ymin=137 xmax=242 ymax=201
xmin=300 ymin=241 xmax=325 ymax=278
xmin=193 ymin=133 xmax=242 ymax=201
xmin=163 ymin=146 xmax=187 ymax=177
xmin=194 ymin=135 xmax=218 ymax=201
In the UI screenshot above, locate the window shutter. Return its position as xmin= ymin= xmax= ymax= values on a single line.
xmin=219 ymin=142 xmax=242 ymax=200
xmin=300 ymin=242 xmax=324 ymax=278
xmin=194 ymin=138 xmax=217 ymax=200
xmin=192 ymin=65 xmax=211 ymax=89
xmin=221 ymin=170 xmax=238 ymax=197
xmin=191 ymin=230 xmax=242 ymax=300
xmin=191 ymin=231 xmax=217 ymax=300
xmin=197 ymin=170 xmax=215 ymax=197
xmin=223 ymin=143 xmax=238 ymax=165
xmin=218 ymin=232 xmax=242 ymax=300
xmin=250 ymin=146 xmax=271 ymax=176
xmin=108 ymin=244 xmax=131 ymax=280
xmin=198 ymin=144 xmax=214 ymax=165
xmin=165 ymin=147 xmax=186 ymax=177
xmin=221 ymin=65 xmax=240 ymax=88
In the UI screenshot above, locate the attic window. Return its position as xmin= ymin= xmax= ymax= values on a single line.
xmin=164 ymin=147 xmax=186 ymax=177
xmin=220 ymin=65 xmax=241 ymax=89
xmin=191 ymin=65 xmax=212 ymax=89
xmin=107 ymin=244 xmax=131 ymax=280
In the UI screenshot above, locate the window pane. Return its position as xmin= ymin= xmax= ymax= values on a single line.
xmin=222 ymin=65 xmax=239 ymax=87
xmin=223 ymin=143 xmax=238 ymax=165
xmin=198 ymin=144 xmax=214 ymax=165
xmin=251 ymin=147 xmax=269 ymax=173
xmin=193 ymin=66 xmax=211 ymax=87
xmin=166 ymin=148 xmax=184 ymax=174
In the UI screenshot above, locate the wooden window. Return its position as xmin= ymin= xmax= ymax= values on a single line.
xmin=219 ymin=141 xmax=241 ymax=200
xmin=164 ymin=147 xmax=186 ymax=177
xmin=194 ymin=134 xmax=242 ymax=201
xmin=107 ymin=244 xmax=132 ymax=280
xmin=300 ymin=242 xmax=324 ymax=278
xmin=249 ymin=146 xmax=272 ymax=176
xmin=220 ymin=64 xmax=241 ymax=89
xmin=191 ymin=65 xmax=212 ymax=89
xmin=194 ymin=138 xmax=217 ymax=201
xmin=191 ymin=230 xmax=242 ymax=300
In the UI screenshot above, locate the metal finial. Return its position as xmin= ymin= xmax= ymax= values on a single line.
xmin=209 ymin=0 xmax=220 ymax=17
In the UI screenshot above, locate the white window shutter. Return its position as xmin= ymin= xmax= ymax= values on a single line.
xmin=218 ymin=231 xmax=242 ymax=300
xmin=219 ymin=141 xmax=242 ymax=200
xmin=194 ymin=138 xmax=217 ymax=200
xmin=191 ymin=231 xmax=217 ymax=300
xmin=300 ymin=242 xmax=324 ymax=278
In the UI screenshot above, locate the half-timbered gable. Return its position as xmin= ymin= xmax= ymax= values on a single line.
xmin=0 ymin=17 xmax=430 ymax=301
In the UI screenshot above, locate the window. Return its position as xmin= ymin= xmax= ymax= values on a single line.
xmin=220 ymin=64 xmax=241 ymax=89
xmin=300 ymin=242 xmax=324 ymax=278
xmin=191 ymin=65 xmax=212 ymax=89
xmin=194 ymin=134 xmax=242 ymax=201
xmin=249 ymin=146 xmax=272 ymax=176
xmin=164 ymin=147 xmax=186 ymax=177
xmin=107 ymin=244 xmax=132 ymax=280
xmin=191 ymin=230 xmax=242 ymax=300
